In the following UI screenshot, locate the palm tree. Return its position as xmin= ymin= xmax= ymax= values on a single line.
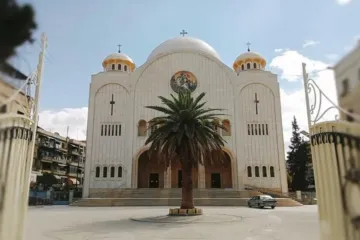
xmin=145 ymin=91 xmax=227 ymax=209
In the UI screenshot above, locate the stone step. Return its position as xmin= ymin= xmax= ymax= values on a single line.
xmin=71 ymin=197 xmax=302 ymax=207
xmin=89 ymin=189 xmax=261 ymax=199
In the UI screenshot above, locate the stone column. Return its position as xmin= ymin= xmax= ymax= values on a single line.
xmin=164 ymin=165 xmax=172 ymax=188
xmin=198 ymin=164 xmax=205 ymax=188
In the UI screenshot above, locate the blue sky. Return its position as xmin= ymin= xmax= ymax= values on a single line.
xmin=12 ymin=0 xmax=359 ymax=140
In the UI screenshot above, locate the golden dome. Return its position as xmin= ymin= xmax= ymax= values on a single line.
xmin=233 ymin=51 xmax=266 ymax=71
xmin=102 ymin=52 xmax=135 ymax=71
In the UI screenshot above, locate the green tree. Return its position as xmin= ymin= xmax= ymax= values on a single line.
xmin=286 ymin=116 xmax=311 ymax=191
xmin=0 ymin=0 xmax=37 ymax=64
xmin=145 ymin=91 xmax=226 ymax=209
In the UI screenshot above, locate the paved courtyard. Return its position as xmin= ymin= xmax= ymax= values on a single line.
xmin=25 ymin=205 xmax=320 ymax=240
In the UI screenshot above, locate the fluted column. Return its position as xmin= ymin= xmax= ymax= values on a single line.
xmin=198 ymin=164 xmax=205 ymax=188
xmin=164 ymin=165 xmax=172 ymax=188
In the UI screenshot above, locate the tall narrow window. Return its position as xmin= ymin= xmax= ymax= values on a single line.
xmin=103 ymin=167 xmax=108 ymax=178
xmin=119 ymin=125 xmax=122 ymax=136
xmin=262 ymin=124 xmax=265 ymax=135
xmin=108 ymin=125 xmax=111 ymax=136
xmin=118 ymin=64 xmax=121 ymax=70
xmin=124 ymin=65 xmax=128 ymax=71
xmin=247 ymin=124 xmax=250 ymax=135
xmin=258 ymin=124 xmax=262 ymax=135
xmin=341 ymin=78 xmax=349 ymax=97
xmin=111 ymin=125 xmax=114 ymax=136
xmin=346 ymin=109 xmax=354 ymax=122
xmin=95 ymin=167 xmax=100 ymax=177
xmin=266 ymin=124 xmax=269 ymax=135
xmin=241 ymin=65 xmax=244 ymax=70
xmin=253 ymin=63 xmax=257 ymax=69
xmin=251 ymin=124 xmax=254 ymax=135
xmin=262 ymin=166 xmax=267 ymax=177
xmin=270 ymin=166 xmax=275 ymax=177
xmin=101 ymin=125 xmax=104 ymax=136
xmin=112 ymin=64 xmax=115 ymax=70
xmin=138 ymin=120 xmax=147 ymax=136
xmin=115 ymin=125 xmax=118 ymax=136
xmin=110 ymin=167 xmax=115 ymax=177
xmin=247 ymin=63 xmax=251 ymax=69
xmin=222 ymin=119 xmax=231 ymax=136
xmin=255 ymin=166 xmax=260 ymax=177
xmin=247 ymin=166 xmax=252 ymax=177
xmin=104 ymin=125 xmax=107 ymax=136
xmin=118 ymin=166 xmax=123 ymax=177
xmin=255 ymin=124 xmax=258 ymax=135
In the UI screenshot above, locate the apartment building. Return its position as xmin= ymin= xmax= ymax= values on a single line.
xmin=333 ymin=40 xmax=360 ymax=122
xmin=33 ymin=127 xmax=86 ymax=188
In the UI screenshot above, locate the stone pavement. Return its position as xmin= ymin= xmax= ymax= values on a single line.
xmin=25 ymin=205 xmax=320 ymax=240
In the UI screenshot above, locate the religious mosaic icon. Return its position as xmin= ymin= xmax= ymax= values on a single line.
xmin=170 ymin=71 xmax=197 ymax=93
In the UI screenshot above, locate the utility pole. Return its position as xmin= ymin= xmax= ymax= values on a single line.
xmin=19 ymin=33 xmax=47 ymax=240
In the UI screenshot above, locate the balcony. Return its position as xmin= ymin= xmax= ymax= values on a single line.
xmin=39 ymin=141 xmax=55 ymax=148
xmin=52 ymin=157 xmax=67 ymax=164
xmin=40 ymin=155 xmax=53 ymax=163
xmin=68 ymin=172 xmax=78 ymax=177
xmin=53 ymin=170 xmax=67 ymax=176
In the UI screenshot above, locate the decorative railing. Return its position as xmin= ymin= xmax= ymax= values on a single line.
xmin=310 ymin=122 xmax=360 ymax=239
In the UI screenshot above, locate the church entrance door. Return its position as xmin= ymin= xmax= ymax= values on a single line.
xmin=178 ymin=170 xmax=182 ymax=188
xmin=211 ymin=173 xmax=221 ymax=188
xmin=149 ymin=173 xmax=159 ymax=188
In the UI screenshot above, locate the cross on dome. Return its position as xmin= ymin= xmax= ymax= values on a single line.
xmin=117 ymin=44 xmax=122 ymax=53
xmin=180 ymin=30 xmax=188 ymax=37
xmin=246 ymin=42 xmax=251 ymax=52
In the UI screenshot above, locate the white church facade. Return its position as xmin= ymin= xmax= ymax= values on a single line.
xmin=83 ymin=34 xmax=288 ymax=198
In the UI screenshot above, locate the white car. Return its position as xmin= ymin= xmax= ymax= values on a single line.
xmin=248 ymin=195 xmax=277 ymax=209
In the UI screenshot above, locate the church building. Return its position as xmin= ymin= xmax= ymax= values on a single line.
xmin=83 ymin=33 xmax=288 ymax=198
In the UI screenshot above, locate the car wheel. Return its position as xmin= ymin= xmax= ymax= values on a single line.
xmin=271 ymin=206 xmax=275 ymax=209
xmin=248 ymin=203 xmax=251 ymax=208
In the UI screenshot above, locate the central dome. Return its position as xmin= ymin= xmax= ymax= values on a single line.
xmin=147 ymin=36 xmax=220 ymax=62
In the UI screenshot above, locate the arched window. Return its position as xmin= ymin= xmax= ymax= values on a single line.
xmin=247 ymin=63 xmax=251 ymax=69
xmin=222 ymin=119 xmax=231 ymax=136
xmin=124 ymin=65 xmax=128 ymax=71
xmin=118 ymin=64 xmax=122 ymax=70
xmin=110 ymin=166 xmax=115 ymax=177
xmin=103 ymin=166 xmax=108 ymax=178
xmin=270 ymin=166 xmax=275 ymax=177
xmin=255 ymin=166 xmax=260 ymax=177
xmin=112 ymin=64 xmax=115 ymax=70
xmin=262 ymin=166 xmax=267 ymax=177
xmin=241 ymin=64 xmax=244 ymax=70
xmin=118 ymin=166 xmax=123 ymax=177
xmin=138 ymin=120 xmax=147 ymax=136
xmin=247 ymin=166 xmax=252 ymax=177
xmin=253 ymin=63 xmax=257 ymax=69
xmin=95 ymin=166 xmax=100 ymax=178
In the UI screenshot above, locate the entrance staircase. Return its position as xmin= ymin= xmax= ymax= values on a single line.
xmin=71 ymin=188 xmax=302 ymax=207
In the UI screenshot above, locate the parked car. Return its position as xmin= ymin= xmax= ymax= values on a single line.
xmin=248 ymin=195 xmax=277 ymax=209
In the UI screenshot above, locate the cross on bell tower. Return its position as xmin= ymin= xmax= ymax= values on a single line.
xmin=180 ymin=30 xmax=188 ymax=37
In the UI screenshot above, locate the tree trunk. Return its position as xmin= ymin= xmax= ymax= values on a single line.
xmin=180 ymin=161 xmax=194 ymax=209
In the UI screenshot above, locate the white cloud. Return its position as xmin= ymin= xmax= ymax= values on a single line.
xmin=274 ymin=48 xmax=284 ymax=53
xmin=270 ymin=50 xmax=338 ymax=154
xmin=336 ymin=0 xmax=352 ymax=5
xmin=38 ymin=107 xmax=88 ymax=140
xmin=302 ymin=40 xmax=320 ymax=48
